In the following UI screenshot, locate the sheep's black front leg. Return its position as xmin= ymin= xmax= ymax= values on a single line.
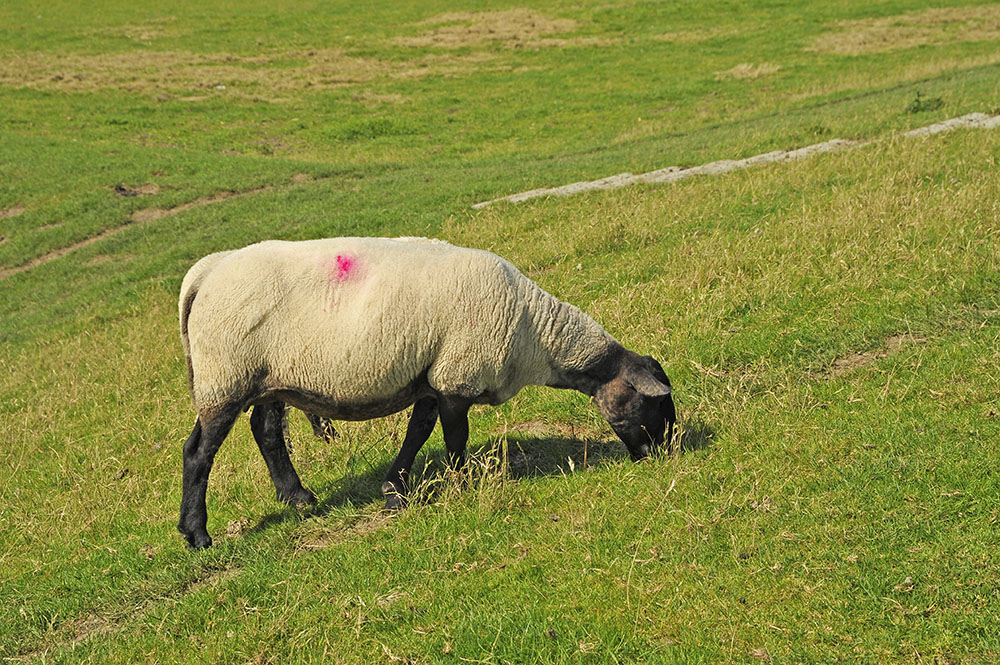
xmin=250 ymin=401 xmax=316 ymax=508
xmin=439 ymin=397 xmax=471 ymax=471
xmin=382 ymin=397 xmax=439 ymax=510
xmin=178 ymin=404 xmax=241 ymax=549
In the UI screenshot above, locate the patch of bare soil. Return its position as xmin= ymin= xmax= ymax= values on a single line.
xmin=396 ymin=9 xmax=586 ymax=49
xmin=295 ymin=513 xmax=393 ymax=550
xmin=810 ymin=5 xmax=1000 ymax=55
xmin=825 ymin=333 xmax=926 ymax=379
xmin=1 ymin=205 xmax=25 ymax=219
xmin=715 ymin=62 xmax=781 ymax=80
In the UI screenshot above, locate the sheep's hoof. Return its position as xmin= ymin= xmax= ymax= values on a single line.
xmin=279 ymin=487 xmax=317 ymax=508
xmin=382 ymin=482 xmax=407 ymax=512
xmin=179 ymin=527 xmax=212 ymax=550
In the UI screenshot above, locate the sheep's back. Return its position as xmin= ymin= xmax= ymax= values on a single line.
xmin=185 ymin=238 xmax=544 ymax=412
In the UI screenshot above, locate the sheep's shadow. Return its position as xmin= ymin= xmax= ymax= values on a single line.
xmin=676 ymin=417 xmax=714 ymax=454
xmin=248 ymin=418 xmax=715 ymax=536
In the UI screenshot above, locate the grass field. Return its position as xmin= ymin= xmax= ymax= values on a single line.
xmin=2 ymin=1 xmax=1000 ymax=662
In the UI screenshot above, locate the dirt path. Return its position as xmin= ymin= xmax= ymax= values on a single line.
xmin=0 ymin=175 xmax=317 ymax=280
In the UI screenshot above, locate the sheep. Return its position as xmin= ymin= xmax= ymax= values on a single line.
xmin=178 ymin=237 xmax=675 ymax=549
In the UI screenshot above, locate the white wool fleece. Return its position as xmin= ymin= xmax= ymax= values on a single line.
xmin=181 ymin=237 xmax=614 ymax=418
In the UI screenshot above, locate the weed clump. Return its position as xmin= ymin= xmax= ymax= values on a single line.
xmin=906 ymin=91 xmax=944 ymax=114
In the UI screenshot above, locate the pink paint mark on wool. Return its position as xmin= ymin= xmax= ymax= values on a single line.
xmin=329 ymin=254 xmax=357 ymax=282
xmin=336 ymin=254 xmax=354 ymax=278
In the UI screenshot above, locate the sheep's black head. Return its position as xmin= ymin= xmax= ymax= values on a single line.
xmin=594 ymin=354 xmax=675 ymax=460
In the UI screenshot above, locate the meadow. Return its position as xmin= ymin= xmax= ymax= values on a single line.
xmin=2 ymin=1 xmax=1000 ymax=662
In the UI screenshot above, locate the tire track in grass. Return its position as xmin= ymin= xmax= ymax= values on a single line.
xmin=0 ymin=174 xmax=320 ymax=281
xmin=472 ymin=113 xmax=1000 ymax=208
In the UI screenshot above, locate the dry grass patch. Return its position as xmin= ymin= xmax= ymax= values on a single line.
xmin=0 ymin=48 xmax=487 ymax=97
xmin=788 ymin=51 xmax=1000 ymax=103
xmin=505 ymin=419 xmax=582 ymax=439
xmin=810 ymin=5 xmax=1000 ymax=55
xmin=396 ymin=9 xmax=592 ymax=49
xmin=295 ymin=512 xmax=394 ymax=550
xmin=715 ymin=62 xmax=781 ymax=80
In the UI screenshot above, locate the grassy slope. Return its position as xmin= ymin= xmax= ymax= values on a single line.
xmin=2 ymin=1 xmax=999 ymax=663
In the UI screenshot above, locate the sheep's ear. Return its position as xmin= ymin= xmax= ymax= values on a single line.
xmin=625 ymin=365 xmax=671 ymax=398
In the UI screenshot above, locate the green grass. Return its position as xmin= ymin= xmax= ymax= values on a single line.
xmin=2 ymin=0 xmax=1000 ymax=662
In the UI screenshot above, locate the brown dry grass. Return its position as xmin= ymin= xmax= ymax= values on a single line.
xmin=295 ymin=512 xmax=394 ymax=550
xmin=788 ymin=51 xmax=1000 ymax=103
xmin=0 ymin=48 xmax=492 ymax=98
xmin=504 ymin=419 xmax=581 ymax=439
xmin=715 ymin=62 xmax=781 ymax=81
xmin=395 ymin=9 xmax=591 ymax=49
xmin=810 ymin=5 xmax=1000 ymax=55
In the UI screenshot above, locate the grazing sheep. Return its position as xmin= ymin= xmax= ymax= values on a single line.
xmin=178 ymin=237 xmax=675 ymax=548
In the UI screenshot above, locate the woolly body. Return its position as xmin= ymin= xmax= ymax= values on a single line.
xmin=181 ymin=237 xmax=615 ymax=419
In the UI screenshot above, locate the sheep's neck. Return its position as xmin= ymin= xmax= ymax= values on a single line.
xmin=530 ymin=295 xmax=619 ymax=396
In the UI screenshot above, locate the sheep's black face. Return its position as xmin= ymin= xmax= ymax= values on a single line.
xmin=595 ymin=355 xmax=675 ymax=460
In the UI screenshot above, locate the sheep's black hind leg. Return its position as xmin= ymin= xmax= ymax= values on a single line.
xmin=382 ymin=397 xmax=439 ymax=511
xmin=178 ymin=405 xmax=241 ymax=549
xmin=305 ymin=412 xmax=337 ymax=444
xmin=250 ymin=401 xmax=317 ymax=508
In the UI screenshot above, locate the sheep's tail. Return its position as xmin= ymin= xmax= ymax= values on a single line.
xmin=178 ymin=251 xmax=234 ymax=404
xmin=180 ymin=285 xmax=199 ymax=401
